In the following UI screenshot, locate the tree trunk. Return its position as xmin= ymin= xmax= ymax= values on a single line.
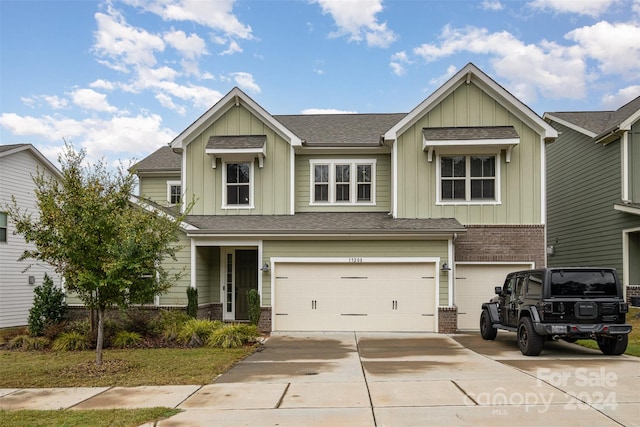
xmin=96 ymin=306 xmax=105 ymax=365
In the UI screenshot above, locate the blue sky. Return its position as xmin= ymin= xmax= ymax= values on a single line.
xmin=1 ymin=0 xmax=639 ymax=167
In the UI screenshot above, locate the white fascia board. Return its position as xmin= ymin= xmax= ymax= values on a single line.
xmin=615 ymin=204 xmax=640 ymax=215
xmin=619 ymin=108 xmax=640 ymax=130
xmin=543 ymin=113 xmax=596 ymax=138
xmin=271 ymin=256 xmax=440 ymax=264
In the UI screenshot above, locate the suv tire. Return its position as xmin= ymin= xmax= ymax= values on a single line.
xmin=597 ymin=335 xmax=628 ymax=356
xmin=480 ymin=309 xmax=497 ymax=340
xmin=518 ymin=317 xmax=544 ymax=356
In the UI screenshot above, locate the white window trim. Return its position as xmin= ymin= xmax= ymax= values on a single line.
xmin=435 ymin=153 xmax=501 ymax=205
xmin=222 ymin=161 xmax=255 ymax=209
xmin=166 ymin=181 xmax=181 ymax=206
xmin=308 ymin=159 xmax=377 ymax=206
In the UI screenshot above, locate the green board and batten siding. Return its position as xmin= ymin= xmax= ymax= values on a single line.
xmin=295 ymin=154 xmax=391 ymax=212
xmin=184 ymin=104 xmax=292 ymax=216
xmin=630 ymin=122 xmax=640 ymax=203
xmin=262 ymin=239 xmax=450 ymax=306
xmin=547 ymin=122 xmax=639 ymax=275
xmin=139 ymin=175 xmax=179 ymax=206
xmin=396 ymin=82 xmax=543 ymax=225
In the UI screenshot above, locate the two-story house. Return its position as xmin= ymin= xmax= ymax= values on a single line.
xmin=132 ymin=63 xmax=558 ymax=332
xmin=0 ymin=144 xmax=63 ymax=328
xmin=545 ymin=96 xmax=640 ymax=301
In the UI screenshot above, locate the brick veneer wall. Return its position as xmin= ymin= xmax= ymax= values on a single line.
xmin=258 ymin=307 xmax=272 ymax=333
xmin=627 ymin=286 xmax=640 ymax=305
xmin=438 ymin=306 xmax=457 ymax=333
xmin=455 ymin=225 xmax=546 ymax=268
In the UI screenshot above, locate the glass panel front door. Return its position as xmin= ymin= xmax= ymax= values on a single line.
xmin=223 ymin=249 xmax=258 ymax=321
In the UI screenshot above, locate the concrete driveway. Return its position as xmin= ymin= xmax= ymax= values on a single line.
xmin=162 ymin=332 xmax=640 ymax=426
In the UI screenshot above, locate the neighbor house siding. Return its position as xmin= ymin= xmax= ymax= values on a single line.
xmin=139 ymin=175 xmax=179 ymax=206
xmin=396 ymin=83 xmax=543 ymax=224
xmin=547 ymin=122 xmax=639 ymax=274
xmin=184 ymin=105 xmax=291 ymax=215
xmin=262 ymin=239 xmax=449 ymax=306
xmin=0 ymin=150 xmax=62 ymax=328
xmin=630 ymin=122 xmax=640 ymax=203
xmin=295 ymin=154 xmax=391 ymax=212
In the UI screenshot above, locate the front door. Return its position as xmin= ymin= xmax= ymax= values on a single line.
xmin=223 ymin=249 xmax=258 ymax=321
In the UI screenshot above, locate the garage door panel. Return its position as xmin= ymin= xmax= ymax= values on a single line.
xmin=274 ymin=262 xmax=436 ymax=332
xmin=455 ymin=263 xmax=532 ymax=331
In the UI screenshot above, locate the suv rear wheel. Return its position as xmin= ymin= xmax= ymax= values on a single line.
xmin=597 ymin=335 xmax=628 ymax=356
xmin=480 ymin=309 xmax=497 ymax=340
xmin=518 ymin=317 xmax=544 ymax=356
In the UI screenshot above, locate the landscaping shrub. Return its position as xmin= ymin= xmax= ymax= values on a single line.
xmin=63 ymin=319 xmax=91 ymax=335
xmin=7 ymin=335 xmax=50 ymax=350
xmin=52 ymin=331 xmax=91 ymax=351
xmin=112 ymin=331 xmax=143 ymax=348
xmin=247 ymin=289 xmax=261 ymax=326
xmin=186 ymin=287 xmax=198 ymax=318
xmin=207 ymin=324 xmax=258 ymax=349
xmin=27 ymin=273 xmax=67 ymax=336
xmin=123 ymin=308 xmax=156 ymax=336
xmin=177 ymin=318 xmax=222 ymax=347
xmin=155 ymin=310 xmax=191 ymax=342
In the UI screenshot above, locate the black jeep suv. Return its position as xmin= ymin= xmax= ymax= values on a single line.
xmin=480 ymin=268 xmax=631 ymax=356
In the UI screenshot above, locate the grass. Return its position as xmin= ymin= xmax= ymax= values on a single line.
xmin=0 ymin=408 xmax=181 ymax=427
xmin=0 ymin=346 xmax=255 ymax=388
xmin=577 ymin=307 xmax=640 ymax=356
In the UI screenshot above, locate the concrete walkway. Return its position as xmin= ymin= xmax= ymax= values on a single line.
xmin=1 ymin=333 xmax=638 ymax=426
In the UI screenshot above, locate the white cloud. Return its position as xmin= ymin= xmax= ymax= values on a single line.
xmin=231 ymin=72 xmax=261 ymax=93
xmin=312 ymin=0 xmax=397 ymax=48
xmin=163 ymin=29 xmax=207 ymax=59
xmin=429 ymin=65 xmax=458 ymax=86
xmin=601 ymin=85 xmax=640 ymax=108
xmin=301 ymin=108 xmax=358 ymax=114
xmin=390 ymin=51 xmax=411 ymax=76
xmin=69 ymin=88 xmax=118 ymax=113
xmin=633 ymin=0 xmax=640 ymax=13
xmin=220 ymin=40 xmax=243 ymax=56
xmin=482 ymin=1 xmax=504 ymax=11
xmin=93 ymin=6 xmax=165 ymax=71
xmin=89 ymin=79 xmax=116 ymax=91
xmin=413 ymin=25 xmax=587 ymax=102
xmin=21 ymin=95 xmax=69 ymax=110
xmin=529 ymin=0 xmax=619 ymax=17
xmin=566 ymin=21 xmax=640 ymax=79
xmin=122 ymin=0 xmax=252 ymax=54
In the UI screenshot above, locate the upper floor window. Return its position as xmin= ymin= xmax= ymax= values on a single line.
xmin=438 ymin=155 xmax=499 ymax=204
xmin=224 ymin=162 xmax=253 ymax=208
xmin=310 ymin=159 xmax=376 ymax=205
xmin=167 ymin=181 xmax=181 ymax=205
xmin=0 ymin=212 xmax=7 ymax=243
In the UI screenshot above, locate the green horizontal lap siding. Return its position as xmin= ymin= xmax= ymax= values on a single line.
xmin=547 ymin=122 xmax=640 ymax=275
xmin=195 ymin=246 xmax=220 ymax=304
xmin=396 ymin=83 xmax=542 ymax=225
xmin=261 ymin=239 xmax=449 ymax=306
xmin=185 ymin=105 xmax=291 ymax=215
xmin=139 ymin=176 xmax=178 ymax=205
xmin=159 ymin=232 xmax=191 ymax=305
xmin=630 ymin=122 xmax=640 ymax=203
xmin=295 ymin=154 xmax=391 ymax=212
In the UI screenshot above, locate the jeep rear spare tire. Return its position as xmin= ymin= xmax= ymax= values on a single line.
xmin=480 ymin=309 xmax=497 ymax=340
xmin=597 ymin=335 xmax=628 ymax=356
xmin=518 ymin=317 xmax=544 ymax=356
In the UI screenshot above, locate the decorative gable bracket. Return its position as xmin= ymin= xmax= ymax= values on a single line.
xmin=422 ymin=126 xmax=520 ymax=163
xmin=205 ymin=135 xmax=267 ymax=168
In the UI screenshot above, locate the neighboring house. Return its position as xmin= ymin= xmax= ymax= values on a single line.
xmin=0 ymin=144 xmax=62 ymax=328
xmin=131 ymin=63 xmax=558 ymax=332
xmin=544 ymin=96 xmax=640 ymax=299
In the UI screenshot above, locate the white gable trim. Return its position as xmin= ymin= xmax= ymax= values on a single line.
xmin=0 ymin=144 xmax=61 ymax=178
xmin=170 ymin=87 xmax=302 ymax=150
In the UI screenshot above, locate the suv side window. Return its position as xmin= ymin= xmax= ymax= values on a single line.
xmin=503 ymin=276 xmax=515 ymax=295
xmin=513 ymin=275 xmax=525 ymax=300
xmin=525 ymin=273 xmax=543 ymax=297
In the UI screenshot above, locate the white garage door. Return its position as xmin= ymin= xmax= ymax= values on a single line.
xmin=455 ymin=263 xmax=533 ymax=330
xmin=273 ymin=262 xmax=437 ymax=332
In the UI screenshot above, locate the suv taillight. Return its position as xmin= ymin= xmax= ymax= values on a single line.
xmin=620 ymin=302 xmax=629 ymax=313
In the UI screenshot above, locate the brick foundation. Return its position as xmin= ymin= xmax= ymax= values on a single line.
xmin=628 ymin=286 xmax=640 ymax=306
xmin=258 ymin=307 xmax=272 ymax=333
xmin=438 ymin=306 xmax=457 ymax=333
xmin=455 ymin=225 xmax=546 ymax=268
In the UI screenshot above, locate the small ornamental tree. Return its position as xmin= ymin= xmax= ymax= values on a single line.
xmin=28 ymin=273 xmax=67 ymax=336
xmin=8 ymin=144 xmax=187 ymax=365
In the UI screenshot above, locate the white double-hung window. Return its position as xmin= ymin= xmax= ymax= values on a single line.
xmin=310 ymin=159 xmax=375 ymax=205
xmin=437 ymin=154 xmax=499 ymax=203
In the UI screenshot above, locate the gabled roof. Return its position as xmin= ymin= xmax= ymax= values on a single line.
xmin=130 ymin=146 xmax=180 ymax=174
xmin=184 ymin=212 xmax=465 ymax=236
xmin=544 ymin=95 xmax=640 ymax=143
xmin=0 ymin=143 xmax=61 ymax=178
xmin=275 ymin=113 xmax=406 ymax=147
xmin=170 ymin=87 xmax=302 ymax=150
xmin=384 ymin=63 xmax=558 ymax=142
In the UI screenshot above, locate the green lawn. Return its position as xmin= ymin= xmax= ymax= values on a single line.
xmin=0 ymin=408 xmax=181 ymax=427
xmin=577 ymin=307 xmax=640 ymax=356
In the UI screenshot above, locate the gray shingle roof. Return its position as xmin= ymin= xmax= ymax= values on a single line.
xmin=131 ymin=146 xmax=181 ymax=173
xmin=274 ymin=113 xmax=406 ymax=146
xmin=207 ymin=135 xmax=266 ymax=149
xmin=0 ymin=143 xmax=28 ymax=154
xmin=423 ymin=126 xmax=518 ymax=141
xmin=184 ymin=212 xmax=465 ymax=235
